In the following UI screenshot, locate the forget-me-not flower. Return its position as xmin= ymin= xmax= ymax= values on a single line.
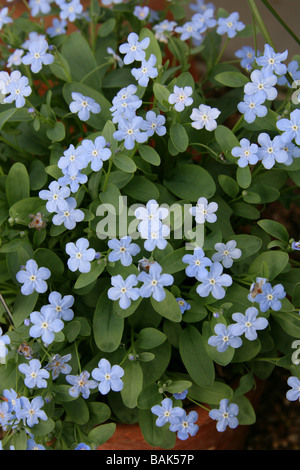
xmin=237 ymin=93 xmax=268 ymax=123
xmin=28 ymin=0 xmax=52 ymax=17
xmin=196 ymin=262 xmax=232 ymax=299
xmin=3 ymin=75 xmax=32 ymax=108
xmin=131 ymin=53 xmax=158 ymax=87
xmin=18 ymin=359 xmax=50 ymax=389
xmin=208 ymin=323 xmax=242 ymax=352
xmin=190 ymin=104 xmax=221 ymax=131
xmin=16 ymin=259 xmax=51 ymax=295
xmin=19 ymin=396 xmax=47 ymax=428
xmin=139 ymin=219 xmax=170 ymax=252
xmin=0 ymin=402 xmax=14 ymax=430
xmin=231 ymin=307 xmax=268 ymax=341
xmin=175 ymin=21 xmax=203 ymax=42
xmin=133 ymin=5 xmax=150 ymax=21
xmin=286 ymin=376 xmax=300 ymax=402
xmin=168 ymin=85 xmax=193 ymax=112
xmin=169 ymin=410 xmax=199 ymax=440
xmin=59 ymin=0 xmax=83 ymax=22
xmin=257 ymin=132 xmax=289 ymax=169
xmin=0 ymin=70 xmax=21 ymax=95
xmin=44 ymin=291 xmax=74 ymax=321
xmin=256 ymin=44 xmax=288 ymax=76
xmin=119 ymin=32 xmax=150 ymax=64
xmin=29 ymin=309 xmax=64 ymax=344
xmin=22 ymin=38 xmax=54 ymax=73
xmin=66 ymin=371 xmax=97 ymax=399
xmin=45 ymin=353 xmax=72 ymax=380
xmin=190 ymin=197 xmax=218 ymax=224
xmin=7 ymin=49 xmax=24 ymax=68
xmin=46 ymin=18 xmax=67 ymax=37
xmin=244 ymin=69 xmax=278 ymax=102
xmin=231 ymin=138 xmax=259 ymax=167
xmin=107 ymin=274 xmax=140 ymax=309
xmin=276 ymin=109 xmax=300 ymax=145
xmin=277 ymin=60 xmax=300 ymax=87
xmin=216 ymin=12 xmax=245 ymax=38
xmin=57 ymin=143 xmax=88 ymax=177
xmin=135 ymin=199 xmax=169 ymax=233
xmin=0 ymin=327 xmax=10 ymax=359
xmin=65 ymin=237 xmax=96 ymax=273
xmin=69 ymin=92 xmax=101 ymax=121
xmin=26 ymin=439 xmax=45 ymax=451
xmin=151 ymin=398 xmax=185 ymax=427
xmin=141 ymin=110 xmax=166 ymax=137
xmin=77 ymin=136 xmax=111 ymax=172
xmin=138 ymin=262 xmax=174 ymax=302
xmin=176 ymin=298 xmax=191 ymax=314
xmin=212 ymin=240 xmax=242 ymax=268
xmin=3 ymin=389 xmax=20 ymax=414
xmin=192 ymin=9 xmax=217 ymax=33
xmin=182 ymin=247 xmax=212 ymax=279
xmin=254 ymin=282 xmax=286 ymax=312
xmin=110 ymin=84 xmax=142 ymax=123
xmin=58 ymin=169 xmax=88 ymax=193
xmin=0 ymin=7 xmax=12 ymax=29
xmin=39 ymin=180 xmax=70 ymax=213
xmin=113 ymin=116 xmax=148 ymax=150
xmin=52 ymin=197 xmax=85 ymax=230
xmin=235 ymin=46 xmax=259 ymax=70
xmin=108 ymin=236 xmax=140 ymax=266
xmin=209 ymin=399 xmax=239 ymax=432
xmin=91 ymin=358 xmax=124 ymax=395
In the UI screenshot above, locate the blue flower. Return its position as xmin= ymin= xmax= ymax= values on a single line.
xmin=212 ymin=240 xmax=242 ymax=268
xmin=237 ymin=93 xmax=268 ymax=123
xmin=45 ymin=291 xmax=74 ymax=321
xmin=18 ymin=359 xmax=50 ymax=389
xmin=131 ymin=53 xmax=158 ymax=87
xmin=247 ymin=277 xmax=268 ymax=303
xmin=39 ymin=181 xmax=71 ymax=213
xmin=52 ymin=197 xmax=84 ymax=230
xmin=292 ymin=241 xmax=300 ymax=251
xmin=0 ymin=327 xmax=10 ymax=359
xmin=26 ymin=439 xmax=45 ymax=450
xmin=16 ymin=259 xmax=51 ymax=295
xmin=133 ymin=5 xmax=150 ymax=21
xmin=45 ymin=353 xmax=72 ymax=380
xmin=3 ymin=75 xmax=32 ymax=108
xmin=107 ymin=274 xmax=140 ymax=309
xmin=168 ymin=85 xmax=193 ymax=112
xmin=58 ymin=169 xmax=88 ymax=193
xmin=7 ymin=49 xmax=24 ymax=69
xmin=208 ymin=323 xmax=242 ymax=352
xmin=59 ymin=0 xmax=83 ymax=22
xmin=231 ymin=138 xmax=259 ymax=167
xmin=141 ymin=110 xmax=166 ymax=137
xmin=175 ymin=21 xmax=203 ymax=42
xmin=110 ymin=84 xmax=142 ymax=123
xmin=153 ymin=20 xmax=177 ymax=43
xmin=113 ymin=116 xmax=148 ymax=150
xmin=46 ymin=18 xmax=67 ymax=37
xmin=66 ymin=371 xmax=97 ymax=399
xmin=29 ymin=309 xmax=64 ymax=344
xmin=216 ymin=12 xmax=245 ymax=38
xmin=91 ymin=358 xmax=124 ymax=395
xmin=0 ymin=70 xmax=20 ymax=95
xmin=244 ymin=69 xmax=278 ymax=102
xmin=182 ymin=247 xmax=212 ymax=279
xmin=138 ymin=262 xmax=174 ymax=302
xmin=65 ymin=238 xmax=96 ymax=273
xmin=151 ymin=398 xmax=185 ymax=427
xmin=189 ymin=0 xmax=215 ymax=13
xmin=119 ymin=32 xmax=150 ymax=64
xmin=135 ymin=199 xmax=169 ymax=233
xmin=277 ymin=60 xmax=300 ymax=87
xmin=29 ymin=0 xmax=51 ymax=17
xmin=169 ymin=410 xmax=199 ymax=440
xmin=286 ymin=376 xmax=300 ymax=402
xmin=190 ymin=104 xmax=221 ymax=131
xmin=176 ymin=298 xmax=191 ymax=314
xmin=75 ymin=443 xmax=91 ymax=450
xmin=0 ymin=402 xmax=13 ymax=430
xmin=77 ymin=136 xmax=111 ymax=172
xmin=0 ymin=7 xmax=13 ymax=29
xmin=139 ymin=219 xmax=170 ymax=252
xmin=173 ymin=389 xmax=188 ymax=400
xmin=18 ymin=396 xmax=47 ymax=428
xmin=257 ymin=133 xmax=289 ymax=169
xmin=22 ymin=37 xmax=54 ymax=73
xmin=196 ymin=262 xmax=232 ymax=299
xmin=209 ymin=399 xmax=239 ymax=432
xmin=192 ymin=9 xmax=217 ymax=33
xmin=3 ymin=389 xmax=20 ymax=414
xmin=108 ymin=236 xmax=140 ymax=266
xmin=256 ymin=44 xmax=288 ymax=76
xmin=57 ymin=143 xmax=88 ymax=177
xmin=231 ymin=307 xmax=269 ymax=341
xmin=69 ymin=92 xmax=101 ymax=121
xmin=254 ymin=282 xmax=286 ymax=312
xmin=276 ymin=109 xmax=300 ymax=145
xmin=189 ymin=197 xmax=218 ymax=224
xmin=235 ymin=46 xmax=259 ymax=70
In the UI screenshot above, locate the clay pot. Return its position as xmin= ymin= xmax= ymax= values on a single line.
xmin=99 ymin=383 xmax=265 ymax=451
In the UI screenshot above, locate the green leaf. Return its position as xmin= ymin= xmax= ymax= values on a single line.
xmin=64 ymin=320 xmax=81 ymax=342
xmin=121 ymin=360 xmax=143 ymax=409
xmin=46 ymin=121 xmax=66 ymax=142
xmin=139 ymin=145 xmax=161 ymax=166
xmin=218 ymin=174 xmax=239 ymax=198
xmin=153 ymin=83 xmax=170 ymax=107
xmin=137 ymin=383 xmax=162 ymax=409
xmin=139 ymin=409 xmax=176 ymax=449
xmin=136 ymin=328 xmax=167 ymax=349
xmin=188 ymin=380 xmax=233 ymax=405
xmin=123 ymin=176 xmax=159 ymax=202
xmin=93 ymin=289 xmax=124 ymax=352
xmin=12 ymin=291 xmax=39 ymax=328
xmin=236 ymin=165 xmax=252 ymax=189
xmin=9 ymin=197 xmax=45 ymax=225
xmin=98 ymin=18 xmax=116 ymax=37
xmin=179 ymin=325 xmax=215 ymax=387
xmin=34 ymin=248 xmax=65 ymax=277
xmin=6 ymin=163 xmax=30 ymax=207
xmin=257 ymin=219 xmax=289 ymax=242
xmin=30 ymin=418 xmax=55 ymax=437
xmin=272 ymin=311 xmax=300 ymax=339
xmin=139 ymin=27 xmax=162 ymax=66
xmin=28 ymin=160 xmax=48 ymax=191
xmin=74 ymin=259 xmax=106 ymax=289
xmin=170 ymin=123 xmax=189 ymax=153
xmin=114 ymin=154 xmax=137 ymax=173
xmin=215 ymin=71 xmax=249 ymax=87
xmin=99 ymin=183 xmax=122 ymax=214
xmin=233 ymin=395 xmax=256 ymax=425
xmin=159 ymin=247 xmax=187 ymax=274
xmin=224 ymin=234 xmax=262 ymax=260
xmin=215 ymin=125 xmax=240 ymax=162
xmin=150 ymin=289 xmax=182 ymax=323
xmin=63 ymin=398 xmax=90 ymax=425
xmin=87 ymin=423 xmax=116 ymax=447
xmin=0 ymin=107 xmax=17 ymax=129
xmin=248 ymin=251 xmax=289 ymax=281
xmin=231 ymin=202 xmax=260 ymax=220
xmin=87 ymin=402 xmax=111 ymax=427
xmin=164 ymin=164 xmax=216 ymax=201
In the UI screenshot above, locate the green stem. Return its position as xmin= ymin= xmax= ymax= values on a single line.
xmin=260 ymin=0 xmax=300 ymax=46
xmin=232 ymin=115 xmax=244 ymax=133
xmin=102 ymin=157 xmax=114 ymax=192
xmin=247 ymin=0 xmax=275 ymax=48
xmin=215 ymin=37 xmax=230 ymax=64
xmin=79 ymin=60 xmax=113 ymax=84
xmin=189 ymin=142 xmax=219 ymax=158
xmin=74 ymin=341 xmax=81 ymax=374
xmin=187 ymin=396 xmax=211 ymax=412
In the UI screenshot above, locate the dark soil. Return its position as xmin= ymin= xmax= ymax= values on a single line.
xmin=245 ymin=368 xmax=300 ymax=450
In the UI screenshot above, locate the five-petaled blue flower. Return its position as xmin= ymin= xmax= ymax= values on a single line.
xmin=244 ymin=69 xmax=278 ymax=102
xmin=26 ymin=439 xmax=45 ymax=450
xmin=176 ymin=298 xmax=191 ymax=314
xmin=212 ymin=240 xmax=242 ymax=268
xmin=66 ymin=371 xmax=97 ymax=399
xmin=22 ymin=37 xmax=54 ymax=73
xmin=108 ymin=236 xmax=140 ymax=266
xmin=59 ymin=0 xmax=83 ymax=22
xmin=108 ymin=274 xmax=140 ymax=309
xmin=208 ymin=323 xmax=242 ymax=352
xmin=29 ymin=309 xmax=64 ymax=344
xmin=235 ymin=46 xmax=259 ymax=70
xmin=257 ymin=132 xmax=289 ymax=169
xmin=256 ymin=44 xmax=288 ymax=76
xmin=141 ymin=110 xmax=166 ymax=137
xmin=16 ymin=259 xmax=51 ymax=295
xmin=190 ymin=104 xmax=221 ymax=131
xmin=18 ymin=359 xmax=50 ymax=389
xmin=138 ymin=262 xmax=174 ymax=302
xmin=77 ymin=136 xmax=111 ymax=172
xmin=91 ymin=358 xmax=124 ymax=395
xmin=131 ymin=53 xmax=158 ymax=87
xmin=216 ymin=12 xmax=245 ymax=38
xmin=254 ymin=282 xmax=286 ymax=312
xmin=119 ymin=32 xmax=150 ymax=64
xmin=189 ymin=197 xmax=218 ymax=224
xmin=0 ymin=7 xmax=13 ymax=29
xmin=39 ymin=181 xmax=70 ymax=213
xmin=230 ymin=307 xmax=269 ymax=341
xmin=168 ymin=85 xmax=193 ymax=112
xmin=276 ymin=109 xmax=300 ymax=146
xmin=209 ymin=399 xmax=239 ymax=432
xmin=151 ymin=398 xmax=185 ymax=427
xmin=46 ymin=18 xmax=67 ymax=37
xmin=113 ymin=116 xmax=148 ymax=150
xmin=196 ymin=262 xmax=232 ymax=299
xmin=44 ymin=291 xmax=74 ymax=321
xmin=57 ymin=143 xmax=88 ymax=177
xmin=0 ymin=327 xmax=10 ymax=359
xmin=69 ymin=92 xmax=101 ymax=121
xmin=3 ymin=75 xmax=32 ymax=108
xmin=18 ymin=396 xmax=47 ymax=428
xmin=237 ymin=93 xmax=268 ymax=123
xmin=231 ymin=138 xmax=259 ymax=167
xmin=65 ymin=237 xmax=96 ymax=273
xmin=169 ymin=410 xmax=199 ymax=441
xmin=45 ymin=353 xmax=72 ymax=380
xmin=182 ymin=247 xmax=212 ymax=279
xmin=286 ymin=376 xmax=300 ymax=402
xmin=52 ymin=197 xmax=84 ymax=230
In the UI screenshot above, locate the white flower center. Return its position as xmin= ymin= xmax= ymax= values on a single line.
xmin=30 ymin=275 xmax=36 ymax=281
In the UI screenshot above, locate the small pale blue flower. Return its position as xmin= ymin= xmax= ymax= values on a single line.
xmin=119 ymin=32 xmax=150 ymax=64
xmin=16 ymin=259 xmax=51 ymax=295
xmin=26 ymin=439 xmax=45 ymax=450
xmin=22 ymin=37 xmax=54 ymax=73
xmin=113 ymin=116 xmax=148 ymax=150
xmin=45 ymin=353 xmax=72 ymax=380
xmin=65 ymin=237 xmax=96 ymax=273
xmin=29 ymin=309 xmax=64 ymax=344
xmin=216 ymin=12 xmax=245 ymax=38
xmin=196 ymin=262 xmax=232 ymax=299
xmin=138 ymin=262 xmax=174 ymax=302
xmin=257 ymin=132 xmax=289 ymax=169
xmin=169 ymin=410 xmax=199 ymax=440
xmin=254 ymin=282 xmax=286 ymax=312
xmin=212 ymin=240 xmax=242 ymax=268
xmin=66 ymin=371 xmax=97 ymax=399
xmin=256 ymin=44 xmax=288 ymax=76
xmin=235 ymin=46 xmax=259 ymax=70
xmin=3 ymin=75 xmax=32 ymax=108
xmin=182 ymin=247 xmax=212 ymax=279
xmin=208 ymin=323 xmax=242 ymax=352
xmin=0 ymin=327 xmax=10 ymax=359
xmin=59 ymin=0 xmax=83 ymax=22
xmin=286 ymin=376 xmax=300 ymax=402
xmin=107 ymin=274 xmax=140 ymax=309
xmin=46 ymin=18 xmax=67 ymax=37
xmin=69 ymin=92 xmax=101 ymax=121
xmin=209 ymin=399 xmax=239 ymax=432
xmin=52 ymin=197 xmax=85 ymax=230
xmin=44 ymin=291 xmax=74 ymax=321
xmin=131 ymin=53 xmax=158 ymax=87
xmin=141 ymin=110 xmax=166 ymax=137
xmin=231 ymin=138 xmax=259 ymax=167
xmin=276 ymin=109 xmax=300 ymax=145
xmin=151 ymin=398 xmax=185 ymax=427
xmin=77 ymin=136 xmax=111 ymax=172
xmin=91 ymin=358 xmax=124 ymax=395
xmin=189 ymin=197 xmax=218 ymax=224
xmin=176 ymin=298 xmax=191 ymax=314
xmin=237 ymin=93 xmax=268 ymax=123
xmin=108 ymin=236 xmax=140 ymax=266
xmin=231 ymin=307 xmax=269 ymax=340
xmin=168 ymin=85 xmax=193 ymax=112
xmin=244 ymin=69 xmax=278 ymax=102
xmin=39 ymin=180 xmax=70 ymax=213
xmin=18 ymin=359 xmax=50 ymax=389
xmin=19 ymin=396 xmax=47 ymax=428
xmin=190 ymin=104 xmax=221 ymax=131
